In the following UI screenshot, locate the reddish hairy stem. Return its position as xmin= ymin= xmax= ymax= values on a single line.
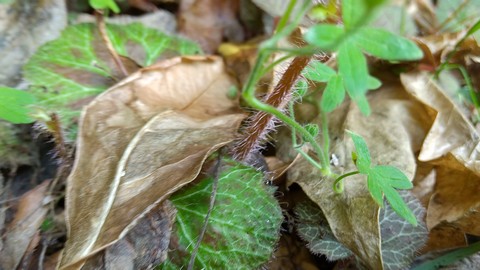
xmin=234 ymin=56 xmax=310 ymax=161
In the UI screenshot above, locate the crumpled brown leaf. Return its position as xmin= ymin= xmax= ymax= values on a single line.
xmin=285 ymin=76 xmax=430 ymax=269
xmin=401 ymin=72 xmax=480 ymax=237
xmin=0 ymin=180 xmax=51 ymax=270
xmin=59 ymin=56 xmax=245 ymax=269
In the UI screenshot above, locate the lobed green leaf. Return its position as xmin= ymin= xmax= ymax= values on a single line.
xmin=89 ymin=0 xmax=120 ymax=13
xmin=373 ymin=165 xmax=413 ymax=190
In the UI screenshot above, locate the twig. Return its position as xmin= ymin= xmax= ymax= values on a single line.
xmin=94 ymin=10 xmax=128 ymax=78
xmin=187 ymin=148 xmax=225 ymax=269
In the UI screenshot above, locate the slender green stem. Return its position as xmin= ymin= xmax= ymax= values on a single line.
xmin=275 ymin=0 xmax=297 ymax=33
xmin=321 ymin=111 xmax=330 ymax=166
xmin=333 ymin=171 xmax=360 ymax=193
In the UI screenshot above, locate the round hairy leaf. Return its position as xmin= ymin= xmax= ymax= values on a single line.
xmin=163 ymin=159 xmax=283 ymax=269
xmin=0 ymin=87 xmax=35 ymax=124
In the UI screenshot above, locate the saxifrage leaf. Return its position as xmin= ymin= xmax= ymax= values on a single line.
xmin=24 ymin=23 xmax=201 ymax=139
xmin=0 ymin=87 xmax=35 ymax=124
xmin=164 ymin=159 xmax=283 ymax=269
xmin=355 ymin=27 xmax=423 ymax=61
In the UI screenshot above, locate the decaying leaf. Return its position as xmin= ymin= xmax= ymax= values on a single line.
xmin=179 ymin=0 xmax=243 ymax=53
xmin=285 ymin=76 xmax=430 ymax=269
xmin=0 ymin=180 xmax=51 ymax=270
xmin=60 ymin=56 xmax=245 ymax=269
xmin=82 ymin=201 xmax=176 ymax=270
xmin=401 ymin=72 xmax=480 ymax=234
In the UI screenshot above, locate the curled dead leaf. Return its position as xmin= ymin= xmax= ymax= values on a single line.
xmin=60 ymin=56 xmax=245 ymax=269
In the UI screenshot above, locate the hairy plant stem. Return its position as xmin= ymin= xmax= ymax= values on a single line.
xmin=234 ymin=0 xmax=332 ymax=175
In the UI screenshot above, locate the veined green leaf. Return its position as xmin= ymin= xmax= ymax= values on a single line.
xmin=355 ymin=27 xmax=423 ymax=61
xmin=367 ymin=166 xmax=417 ymax=226
xmin=321 ymin=75 xmax=345 ymax=112
xmin=303 ymin=61 xmax=336 ymax=82
xmin=163 ymin=159 xmax=283 ymax=269
xmin=0 ymin=87 xmax=36 ymax=124
xmin=304 ymin=24 xmax=345 ymax=51
xmin=346 ymin=130 xmax=371 ymax=173
xmin=373 ymin=165 xmax=413 ymax=190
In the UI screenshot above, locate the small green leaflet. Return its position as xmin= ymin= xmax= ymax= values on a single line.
xmin=347 ymin=130 xmax=417 ymax=226
xmin=355 ymin=27 xmax=423 ymax=61
xmin=89 ymin=0 xmax=120 ymax=13
xmin=0 ymin=87 xmax=36 ymax=124
xmin=303 ymin=24 xmax=345 ymax=51
xmin=321 ymin=75 xmax=345 ymax=113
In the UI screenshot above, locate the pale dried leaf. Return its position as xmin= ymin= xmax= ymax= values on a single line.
xmin=286 ymin=78 xmax=429 ymax=269
xmin=60 ymin=56 xmax=244 ymax=269
xmin=0 ymin=181 xmax=50 ymax=270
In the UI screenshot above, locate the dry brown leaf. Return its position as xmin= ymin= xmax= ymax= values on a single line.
xmin=0 ymin=180 xmax=51 ymax=270
xmin=59 ymin=56 xmax=245 ymax=269
xmin=179 ymin=0 xmax=243 ymax=53
xmin=420 ymin=224 xmax=467 ymax=254
xmin=286 ymin=77 xmax=430 ymax=269
xmin=401 ymin=71 xmax=480 ymax=244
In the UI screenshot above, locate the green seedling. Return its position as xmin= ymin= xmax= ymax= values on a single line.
xmin=333 ymin=131 xmax=417 ymax=226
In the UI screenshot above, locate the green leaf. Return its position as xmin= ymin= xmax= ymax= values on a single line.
xmin=355 ymin=27 xmax=423 ymax=61
xmin=338 ymin=43 xmax=370 ymax=114
xmin=368 ymin=166 xmax=417 ymax=226
xmin=0 ymin=87 xmax=36 ymax=124
xmin=338 ymin=43 xmax=369 ymax=97
xmin=303 ymin=61 xmax=336 ymax=82
xmin=89 ymin=0 xmax=120 ymax=13
xmin=373 ymin=165 xmax=413 ymax=189
xmin=342 ymin=0 xmax=368 ymax=30
xmin=346 ymin=130 xmax=371 ymax=173
xmin=24 ymin=23 xmax=201 ymax=139
xmin=163 ymin=159 xmax=283 ymax=269
xmin=321 ymin=75 xmax=345 ymax=112
xmin=368 ymin=75 xmax=382 ymax=90
xmin=304 ymin=24 xmax=345 ymax=51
